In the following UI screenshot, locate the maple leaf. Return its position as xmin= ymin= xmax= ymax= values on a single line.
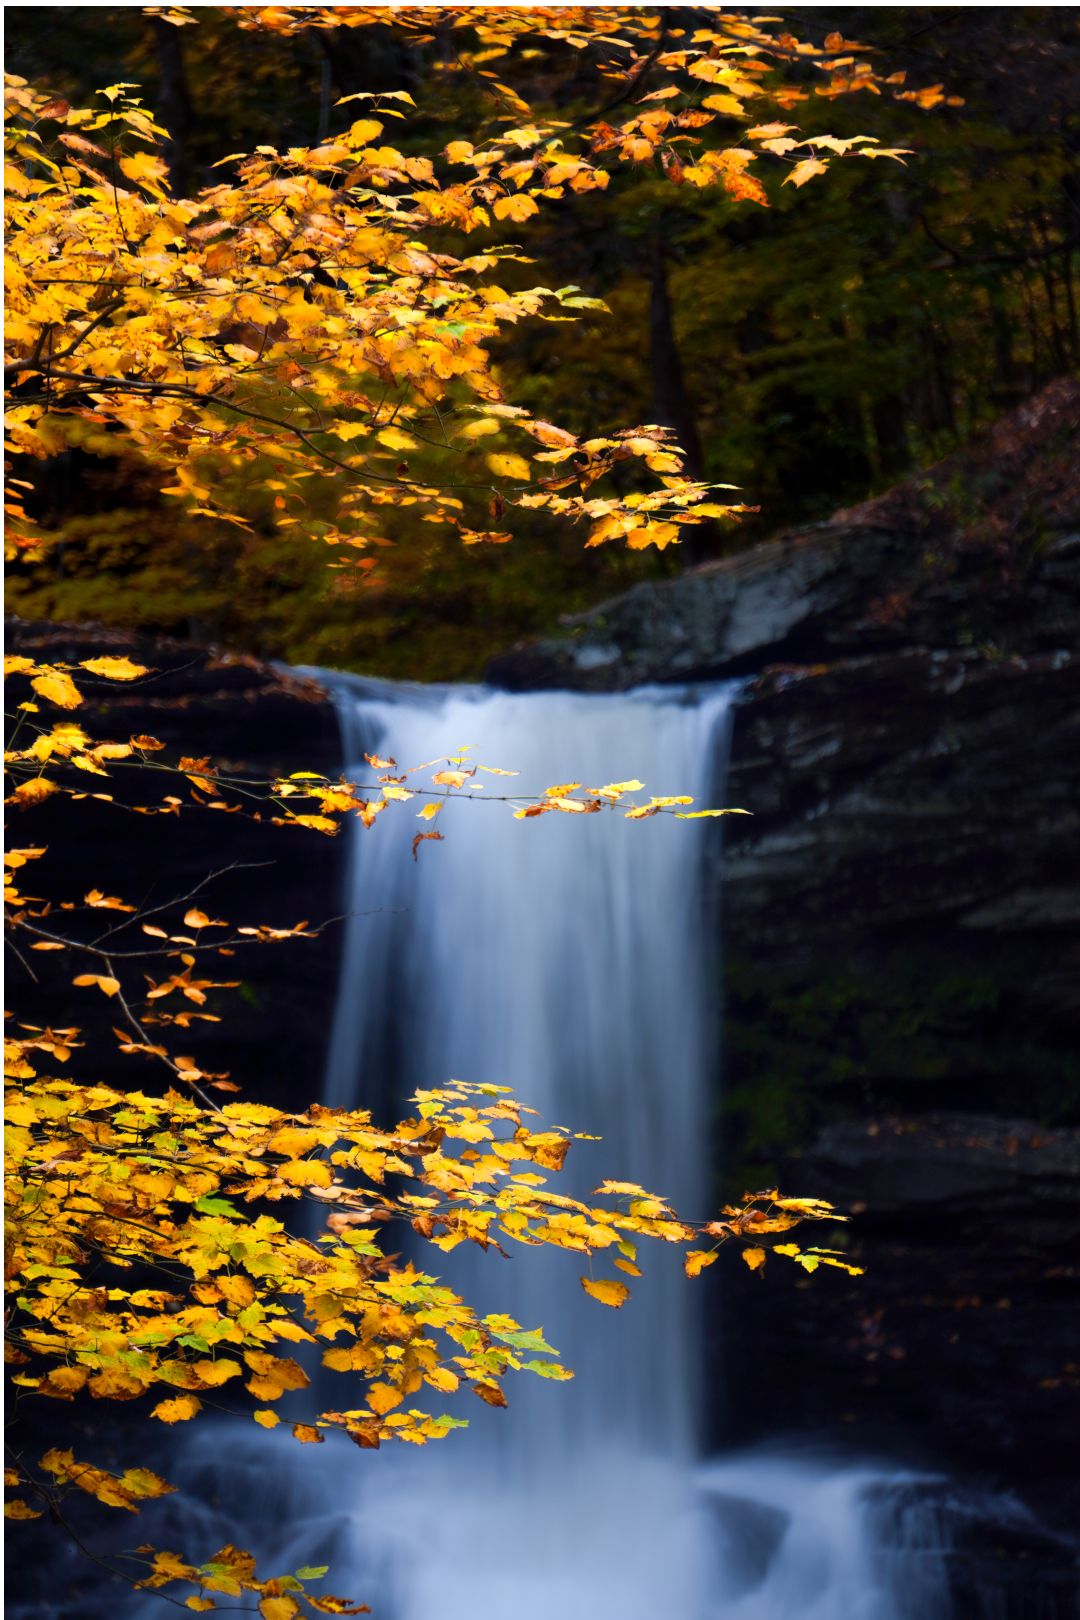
xmin=784 ymin=156 xmax=830 ymax=188
xmin=493 ymin=193 xmax=539 ymax=223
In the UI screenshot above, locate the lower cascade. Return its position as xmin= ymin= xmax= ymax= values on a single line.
xmin=140 ymin=678 xmax=1074 ymax=1620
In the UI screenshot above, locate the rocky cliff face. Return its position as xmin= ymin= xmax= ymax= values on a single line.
xmin=490 ymin=379 xmax=1080 ymax=1531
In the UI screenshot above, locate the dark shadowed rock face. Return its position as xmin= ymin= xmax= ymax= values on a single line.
xmin=723 ymin=645 xmax=1079 ymax=998
xmin=486 ymin=381 xmax=1080 ymax=1531
xmin=4 ymin=619 xmax=346 ymax=1114
xmin=715 ymin=1114 xmax=1080 ymax=1538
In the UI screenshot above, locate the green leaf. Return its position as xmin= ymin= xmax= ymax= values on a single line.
xmin=486 ymin=1323 xmax=558 ymax=1355
xmin=194 ymin=1195 xmax=240 ymax=1218
xmin=294 ymin=1568 xmax=329 ymax=1581
xmin=523 ymin=1359 xmax=574 ymax=1380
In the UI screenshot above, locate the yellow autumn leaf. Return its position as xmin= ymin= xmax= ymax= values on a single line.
xmin=376 ymin=426 xmax=418 ymax=452
xmin=674 ymin=807 xmax=753 ymax=818
xmin=493 ymin=193 xmax=539 ymax=223
xmin=625 ymin=520 xmax=682 ymax=550
xmin=702 ymin=94 xmax=746 ymax=116
xmin=365 ymin=1382 xmax=404 ymax=1415
xmin=253 ymin=1410 xmax=280 ymax=1428
xmin=136 ymin=1550 xmax=200 ymax=1590
xmin=684 ymin=1250 xmax=719 ymax=1278
xmin=423 ymin=1366 xmax=460 ymax=1393
xmin=244 ymin=1353 xmax=310 ymax=1400
xmin=417 ymin=802 xmax=441 ymax=820
xmin=276 ymin=1158 xmax=334 ymax=1187
xmin=783 ymin=156 xmax=829 ymax=188
xmin=5 ymin=1500 xmax=44 ymax=1519
xmin=742 ymin=1247 xmax=767 ymax=1272
xmin=72 ymin=974 xmax=121 ymax=997
xmin=42 ymin=1365 xmax=90 ymax=1395
xmin=580 ymin=1276 xmax=630 ymax=1308
xmin=30 ymin=669 xmax=82 ymax=709
xmin=186 ymin=1598 xmax=217 ymax=1612
xmin=486 ymin=452 xmax=531 ymax=480
xmin=119 ymin=1467 xmax=176 ymax=1499
xmin=292 ymin=1424 xmax=325 ymax=1444
xmin=8 ymin=778 xmax=59 ymax=808
xmin=349 ymin=118 xmax=384 ymax=143
xmin=258 ymin=1597 xmax=300 ymax=1620
xmin=190 ymin=1359 xmax=243 ymax=1387
xmin=78 ymin=656 xmax=150 ymax=680
xmin=152 ymin=1395 xmax=203 ymax=1422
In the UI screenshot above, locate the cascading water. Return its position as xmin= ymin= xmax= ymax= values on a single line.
xmin=125 ymin=676 xmax=1077 ymax=1620
xmin=309 ymin=676 xmax=730 ymax=1620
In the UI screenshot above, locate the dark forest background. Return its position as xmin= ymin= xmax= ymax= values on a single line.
xmin=6 ymin=6 xmax=1079 ymax=678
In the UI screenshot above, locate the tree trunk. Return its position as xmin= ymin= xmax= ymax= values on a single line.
xmin=152 ymin=16 xmax=193 ymax=198
xmin=649 ymin=236 xmax=712 ymax=566
xmin=649 ymin=236 xmax=703 ymax=477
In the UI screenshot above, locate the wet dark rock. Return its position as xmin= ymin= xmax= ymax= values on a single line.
xmin=802 ymin=1114 xmax=1080 ymax=1235
xmin=714 ymin=1112 xmax=1080 ymax=1539
xmin=721 ymin=643 xmax=1080 ymax=1026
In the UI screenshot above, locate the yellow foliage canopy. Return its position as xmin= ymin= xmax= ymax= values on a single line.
xmin=4 ymin=8 xmax=921 ymax=570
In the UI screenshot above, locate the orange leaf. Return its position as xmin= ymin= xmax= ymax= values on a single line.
xmin=152 ymin=1395 xmax=203 ymax=1423
xmin=79 ymin=657 xmax=150 ymax=680
xmin=580 ymin=1276 xmax=630 ymax=1308
xmin=684 ymin=1250 xmax=719 ymax=1279
xmin=472 ymin=1380 xmax=508 ymax=1408
xmin=493 ymin=193 xmax=539 ymax=223
xmin=72 ymin=974 xmax=120 ymax=998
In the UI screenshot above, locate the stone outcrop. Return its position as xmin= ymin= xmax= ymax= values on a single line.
xmin=487 ymin=377 xmax=1080 ymax=690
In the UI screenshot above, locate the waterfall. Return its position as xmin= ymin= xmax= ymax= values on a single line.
xmin=120 ymin=677 xmax=1077 ymax=1620
xmin=306 ymin=676 xmax=731 ymax=1619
